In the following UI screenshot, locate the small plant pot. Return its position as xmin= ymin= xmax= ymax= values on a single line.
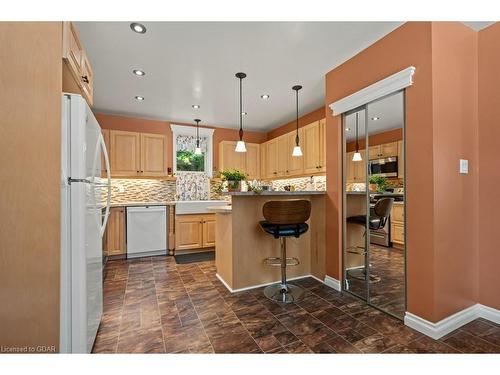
xmin=226 ymin=180 xmax=241 ymax=192
xmin=369 ymin=183 xmax=378 ymax=192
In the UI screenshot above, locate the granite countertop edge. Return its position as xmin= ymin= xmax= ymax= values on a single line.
xmin=223 ymin=191 xmax=326 ymax=196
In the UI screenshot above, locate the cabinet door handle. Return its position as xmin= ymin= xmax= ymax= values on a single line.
xmin=136 ymin=170 xmax=139 ymax=173
xmin=81 ymin=75 xmax=89 ymax=83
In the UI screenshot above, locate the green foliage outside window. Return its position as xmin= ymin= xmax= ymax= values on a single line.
xmin=176 ymin=150 xmax=205 ymax=172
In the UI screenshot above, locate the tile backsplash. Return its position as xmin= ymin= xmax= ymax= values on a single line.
xmin=104 ymin=178 xmax=176 ymax=204
xmin=267 ymin=175 xmax=326 ymax=192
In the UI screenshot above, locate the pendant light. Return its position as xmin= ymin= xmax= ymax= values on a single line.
xmin=235 ymin=72 xmax=247 ymax=153
xmin=352 ymin=112 xmax=363 ymax=161
xmin=194 ymin=119 xmax=202 ymax=155
xmin=292 ymin=85 xmax=303 ymax=157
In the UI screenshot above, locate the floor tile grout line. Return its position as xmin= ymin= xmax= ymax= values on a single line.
xmin=114 ymin=260 xmax=131 ymax=353
xmin=451 ymin=327 xmax=500 ymax=352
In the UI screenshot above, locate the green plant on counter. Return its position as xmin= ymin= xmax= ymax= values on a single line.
xmin=369 ymin=175 xmax=387 ymax=193
xmin=247 ymin=184 xmax=263 ymax=195
xmin=218 ymin=169 xmax=247 ymax=181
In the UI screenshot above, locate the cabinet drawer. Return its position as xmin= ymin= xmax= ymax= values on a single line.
xmin=391 ymin=204 xmax=404 ymax=222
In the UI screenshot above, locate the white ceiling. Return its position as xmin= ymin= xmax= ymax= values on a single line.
xmin=76 ymin=21 xmax=495 ymax=132
xmin=344 ymin=91 xmax=404 ymax=142
xmin=76 ymin=22 xmax=403 ymax=131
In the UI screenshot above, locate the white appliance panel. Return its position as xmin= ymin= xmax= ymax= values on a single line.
xmin=126 ymin=206 xmax=167 ymax=258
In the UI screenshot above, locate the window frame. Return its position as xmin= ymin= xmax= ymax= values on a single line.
xmin=170 ymin=124 xmax=214 ymax=177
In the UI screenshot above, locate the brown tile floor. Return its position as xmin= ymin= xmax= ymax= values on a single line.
xmin=92 ymin=256 xmax=500 ymax=354
xmin=347 ymin=244 xmax=405 ymax=318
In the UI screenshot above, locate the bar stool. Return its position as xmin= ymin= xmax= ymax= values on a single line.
xmin=259 ymin=199 xmax=311 ymax=303
xmin=346 ymin=197 xmax=394 ymax=281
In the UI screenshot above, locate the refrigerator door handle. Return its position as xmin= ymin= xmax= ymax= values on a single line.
xmin=99 ymin=133 xmax=111 ymax=237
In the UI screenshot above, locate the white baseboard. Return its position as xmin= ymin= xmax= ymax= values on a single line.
xmin=477 ymin=304 xmax=500 ymax=325
xmin=324 ymin=275 xmax=341 ymax=291
xmin=404 ymin=303 xmax=500 ymax=339
xmin=216 ymin=273 xmax=327 ymax=294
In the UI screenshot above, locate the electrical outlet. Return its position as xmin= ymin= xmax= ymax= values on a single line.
xmin=459 ymin=159 xmax=468 ymax=174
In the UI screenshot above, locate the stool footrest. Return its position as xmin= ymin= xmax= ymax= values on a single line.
xmin=263 ymin=257 xmax=300 ymax=267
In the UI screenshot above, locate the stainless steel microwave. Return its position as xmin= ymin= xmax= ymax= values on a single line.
xmin=369 ymin=157 xmax=398 ymax=178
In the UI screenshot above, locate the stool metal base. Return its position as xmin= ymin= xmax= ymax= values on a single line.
xmin=263 ymin=283 xmax=305 ymax=303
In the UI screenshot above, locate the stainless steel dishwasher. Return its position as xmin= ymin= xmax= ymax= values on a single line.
xmin=126 ymin=205 xmax=167 ymax=258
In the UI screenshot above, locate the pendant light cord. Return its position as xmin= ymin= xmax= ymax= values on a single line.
xmin=295 ymin=89 xmax=299 ymax=146
xmin=355 ymin=112 xmax=359 ymax=152
xmin=239 ymin=76 xmax=243 ymax=141
xmin=195 ymin=119 xmax=200 ymax=147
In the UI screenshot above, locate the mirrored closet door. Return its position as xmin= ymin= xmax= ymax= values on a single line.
xmin=342 ymin=90 xmax=406 ymax=319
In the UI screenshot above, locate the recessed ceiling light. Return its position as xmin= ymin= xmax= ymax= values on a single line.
xmin=371 ymin=116 xmax=380 ymax=121
xmin=260 ymin=94 xmax=270 ymax=100
xmin=132 ymin=69 xmax=145 ymax=76
xmin=345 ymin=127 xmax=351 ymax=131
xmin=241 ymin=112 xmax=247 ymax=116
xmin=135 ymin=96 xmax=145 ymax=101
xmin=130 ymin=23 xmax=146 ymax=34
xmin=192 ymin=104 xmax=200 ymax=109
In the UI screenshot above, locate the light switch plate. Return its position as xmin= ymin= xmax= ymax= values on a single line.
xmin=459 ymin=159 xmax=468 ymax=174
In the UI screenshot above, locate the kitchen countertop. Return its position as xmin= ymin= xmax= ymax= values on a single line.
xmin=108 ymin=201 xmax=176 ymax=208
xmin=223 ymin=190 xmax=326 ymax=196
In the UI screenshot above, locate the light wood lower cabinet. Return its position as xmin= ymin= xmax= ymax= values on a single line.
xmin=390 ymin=203 xmax=405 ymax=247
xmin=103 ymin=207 xmax=126 ymax=256
xmin=175 ymin=214 xmax=216 ymax=251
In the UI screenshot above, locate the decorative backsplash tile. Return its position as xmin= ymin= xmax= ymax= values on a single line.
xmin=264 ymin=175 xmax=327 ymax=192
xmin=102 ymin=178 xmax=176 ymax=204
xmin=176 ymin=172 xmax=210 ymax=201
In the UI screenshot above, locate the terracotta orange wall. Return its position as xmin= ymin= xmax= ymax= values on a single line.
xmin=95 ymin=113 xmax=267 ymax=172
xmin=478 ymin=23 xmax=500 ymax=310
xmin=325 ymin=22 xmax=436 ymax=321
xmin=431 ymin=22 xmax=478 ymax=319
xmin=346 ymin=128 xmax=403 ymax=153
xmin=326 ymin=22 xmax=482 ymax=322
xmin=266 ymin=107 xmax=325 ymax=140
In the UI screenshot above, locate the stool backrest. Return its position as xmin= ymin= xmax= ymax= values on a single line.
xmin=373 ymin=197 xmax=394 ymax=221
xmin=262 ymin=200 xmax=311 ymax=225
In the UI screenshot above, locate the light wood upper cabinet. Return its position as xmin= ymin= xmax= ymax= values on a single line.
xmin=265 ymin=138 xmax=279 ymax=178
xmin=175 ymin=214 xmax=216 ymax=250
xmin=369 ymin=141 xmax=398 ymax=160
xmin=318 ymin=118 xmax=326 ymax=173
xmin=277 ymin=135 xmax=288 ymax=177
xmin=287 ymin=129 xmax=304 ymax=176
xmin=260 ymin=144 xmax=267 ymax=179
xmin=303 ymin=120 xmax=325 ymax=174
xmin=346 ymin=150 xmax=366 ymax=183
xmin=141 ymin=133 xmax=168 ymax=176
xmin=245 ymin=143 xmax=260 ymax=180
xmin=109 ymin=130 xmax=168 ymax=177
xmin=397 ymin=140 xmax=404 ymax=179
xmin=62 ymin=22 xmax=93 ymax=106
xmin=103 ymin=207 xmax=126 ymax=256
xmin=218 ymin=141 xmax=260 ymax=179
xmin=101 ymin=129 xmax=110 ymax=177
xmin=110 ymin=130 xmax=141 ymax=177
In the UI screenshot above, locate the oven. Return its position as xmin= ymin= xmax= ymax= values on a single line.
xmin=369 ymin=157 xmax=398 ymax=178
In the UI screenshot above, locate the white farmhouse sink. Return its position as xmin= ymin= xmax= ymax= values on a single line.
xmin=175 ymin=200 xmax=227 ymax=215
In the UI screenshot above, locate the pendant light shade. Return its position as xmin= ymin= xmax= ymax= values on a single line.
xmin=292 ymin=85 xmax=303 ymax=157
xmin=352 ymin=112 xmax=363 ymax=162
xmin=235 ymin=72 xmax=247 ymax=153
xmin=194 ymin=119 xmax=202 ymax=155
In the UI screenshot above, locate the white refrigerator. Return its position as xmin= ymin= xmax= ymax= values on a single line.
xmin=60 ymin=93 xmax=111 ymax=353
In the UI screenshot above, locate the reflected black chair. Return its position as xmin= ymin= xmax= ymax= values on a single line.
xmin=259 ymin=200 xmax=311 ymax=303
xmin=346 ymin=197 xmax=394 ymax=281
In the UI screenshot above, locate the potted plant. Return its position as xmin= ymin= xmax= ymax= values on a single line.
xmin=369 ymin=175 xmax=387 ymax=193
xmin=219 ymin=169 xmax=247 ymax=192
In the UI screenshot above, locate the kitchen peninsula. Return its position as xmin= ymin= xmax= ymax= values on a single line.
xmin=208 ymin=191 xmax=326 ymax=291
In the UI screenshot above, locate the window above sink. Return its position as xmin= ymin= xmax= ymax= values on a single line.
xmin=171 ymin=124 xmax=214 ymax=177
